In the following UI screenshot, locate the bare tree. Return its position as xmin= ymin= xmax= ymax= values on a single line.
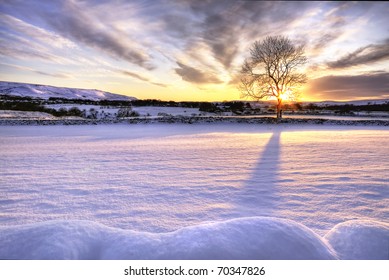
xmin=240 ymin=36 xmax=307 ymax=119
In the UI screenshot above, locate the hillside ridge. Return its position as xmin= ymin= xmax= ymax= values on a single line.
xmin=0 ymin=81 xmax=136 ymax=101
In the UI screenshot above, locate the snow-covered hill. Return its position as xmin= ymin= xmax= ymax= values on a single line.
xmin=0 ymin=81 xmax=136 ymax=101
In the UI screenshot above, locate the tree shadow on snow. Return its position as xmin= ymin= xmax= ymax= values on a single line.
xmin=235 ymin=131 xmax=281 ymax=217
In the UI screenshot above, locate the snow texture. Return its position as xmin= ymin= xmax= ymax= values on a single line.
xmin=1 ymin=218 xmax=387 ymax=260
xmin=325 ymin=220 xmax=389 ymax=260
xmin=0 ymin=217 xmax=337 ymax=260
xmin=0 ymin=124 xmax=388 ymax=259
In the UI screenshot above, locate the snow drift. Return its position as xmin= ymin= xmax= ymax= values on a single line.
xmin=325 ymin=220 xmax=389 ymax=260
xmin=1 ymin=217 xmax=386 ymax=260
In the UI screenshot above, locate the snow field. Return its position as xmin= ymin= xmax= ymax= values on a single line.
xmin=0 ymin=124 xmax=388 ymax=259
xmin=42 ymin=105 xmax=205 ymax=119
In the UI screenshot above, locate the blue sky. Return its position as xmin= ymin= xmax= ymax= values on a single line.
xmin=0 ymin=0 xmax=388 ymax=101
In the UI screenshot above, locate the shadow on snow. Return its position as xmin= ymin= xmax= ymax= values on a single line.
xmin=236 ymin=131 xmax=281 ymax=216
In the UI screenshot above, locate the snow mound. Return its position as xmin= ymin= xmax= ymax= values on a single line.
xmin=2 ymin=218 xmax=387 ymax=260
xmin=325 ymin=220 xmax=389 ymax=260
xmin=0 ymin=81 xmax=135 ymax=101
xmin=0 ymin=217 xmax=336 ymax=260
xmin=104 ymin=217 xmax=336 ymax=260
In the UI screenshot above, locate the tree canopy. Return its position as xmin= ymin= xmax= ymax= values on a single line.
xmin=240 ymin=36 xmax=307 ymax=119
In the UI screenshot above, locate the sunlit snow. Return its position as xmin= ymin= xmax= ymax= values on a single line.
xmin=0 ymin=124 xmax=388 ymax=259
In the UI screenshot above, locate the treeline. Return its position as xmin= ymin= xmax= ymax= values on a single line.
xmin=1 ymin=95 xmax=388 ymax=116
xmin=305 ymin=103 xmax=389 ymax=113
xmin=0 ymin=95 xmax=252 ymax=110
xmin=0 ymin=99 xmax=84 ymax=117
xmin=0 ymin=95 xmax=132 ymax=107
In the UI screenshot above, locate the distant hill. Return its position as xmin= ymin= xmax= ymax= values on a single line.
xmin=308 ymin=99 xmax=388 ymax=106
xmin=243 ymin=99 xmax=388 ymax=106
xmin=0 ymin=81 xmax=136 ymax=101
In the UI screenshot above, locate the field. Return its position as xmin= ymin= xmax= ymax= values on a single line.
xmin=0 ymin=124 xmax=388 ymax=259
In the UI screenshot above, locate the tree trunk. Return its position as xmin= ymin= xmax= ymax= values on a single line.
xmin=276 ymin=98 xmax=282 ymax=120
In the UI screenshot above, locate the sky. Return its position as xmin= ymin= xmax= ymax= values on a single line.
xmin=0 ymin=0 xmax=388 ymax=102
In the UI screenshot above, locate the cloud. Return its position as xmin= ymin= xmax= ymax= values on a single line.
xmin=162 ymin=13 xmax=197 ymax=39
xmin=1 ymin=0 xmax=388 ymax=101
xmin=0 ymin=0 xmax=153 ymax=70
xmin=45 ymin=1 xmax=153 ymax=70
xmin=121 ymin=70 xmax=149 ymax=82
xmin=0 ymin=14 xmax=75 ymax=64
xmin=157 ymin=2 xmax=242 ymax=70
xmin=227 ymin=73 xmax=242 ymax=86
xmin=308 ymin=72 xmax=389 ymax=100
xmin=0 ymin=13 xmax=75 ymax=49
xmin=34 ymin=71 xmax=72 ymax=79
xmin=327 ymin=39 xmax=389 ymax=68
xmin=310 ymin=33 xmax=340 ymax=54
xmin=0 ymin=63 xmax=72 ymax=79
xmin=0 ymin=44 xmax=56 ymax=62
xmin=201 ymin=13 xmax=240 ymax=69
xmin=185 ymin=1 xmax=290 ymax=68
xmin=175 ymin=62 xmax=222 ymax=84
xmin=150 ymin=82 xmax=168 ymax=88
xmin=120 ymin=70 xmax=167 ymax=88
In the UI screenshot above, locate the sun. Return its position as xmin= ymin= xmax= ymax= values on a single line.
xmin=279 ymin=89 xmax=293 ymax=102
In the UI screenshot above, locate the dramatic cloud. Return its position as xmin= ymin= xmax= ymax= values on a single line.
xmin=176 ymin=1 xmax=313 ymax=70
xmin=327 ymin=39 xmax=389 ymax=69
xmin=175 ymin=62 xmax=222 ymax=84
xmin=0 ymin=0 xmax=388 ymax=100
xmin=308 ymin=72 xmax=389 ymax=100
xmin=0 ymin=13 xmax=75 ymax=49
xmin=0 ymin=14 xmax=74 ymax=64
xmin=0 ymin=0 xmax=153 ymax=69
xmin=45 ymin=2 xmax=153 ymax=70
xmin=202 ymin=13 xmax=238 ymax=69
